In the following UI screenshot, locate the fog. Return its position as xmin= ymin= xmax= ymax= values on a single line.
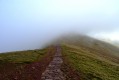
xmin=0 ymin=0 xmax=119 ymax=52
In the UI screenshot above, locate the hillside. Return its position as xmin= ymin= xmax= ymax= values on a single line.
xmin=0 ymin=46 xmax=56 ymax=80
xmin=61 ymin=45 xmax=119 ymax=80
xmin=58 ymin=34 xmax=119 ymax=63
xmin=59 ymin=35 xmax=119 ymax=80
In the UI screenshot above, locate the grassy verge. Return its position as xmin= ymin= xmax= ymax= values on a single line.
xmin=61 ymin=44 xmax=119 ymax=80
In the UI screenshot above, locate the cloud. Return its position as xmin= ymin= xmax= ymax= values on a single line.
xmin=0 ymin=0 xmax=119 ymax=52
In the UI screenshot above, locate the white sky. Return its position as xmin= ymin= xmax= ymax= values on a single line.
xmin=0 ymin=0 xmax=119 ymax=52
xmin=91 ymin=32 xmax=119 ymax=41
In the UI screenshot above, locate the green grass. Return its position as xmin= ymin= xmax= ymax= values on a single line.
xmin=61 ymin=44 xmax=119 ymax=80
xmin=0 ymin=48 xmax=48 ymax=64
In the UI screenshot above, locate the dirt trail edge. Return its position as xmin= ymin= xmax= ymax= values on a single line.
xmin=41 ymin=45 xmax=65 ymax=80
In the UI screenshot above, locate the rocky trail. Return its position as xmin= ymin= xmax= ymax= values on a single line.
xmin=41 ymin=46 xmax=65 ymax=80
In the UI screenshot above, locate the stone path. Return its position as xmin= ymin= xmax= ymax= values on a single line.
xmin=41 ymin=46 xmax=65 ymax=80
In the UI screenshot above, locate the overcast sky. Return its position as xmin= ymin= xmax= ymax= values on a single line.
xmin=0 ymin=0 xmax=119 ymax=52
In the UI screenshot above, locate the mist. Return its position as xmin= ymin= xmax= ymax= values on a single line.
xmin=0 ymin=0 xmax=119 ymax=52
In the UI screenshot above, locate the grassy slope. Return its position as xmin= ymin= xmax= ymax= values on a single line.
xmin=59 ymin=35 xmax=119 ymax=80
xmin=61 ymin=44 xmax=119 ymax=80
xmin=0 ymin=47 xmax=49 ymax=79
xmin=59 ymin=35 xmax=119 ymax=63
xmin=0 ymin=48 xmax=47 ymax=63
